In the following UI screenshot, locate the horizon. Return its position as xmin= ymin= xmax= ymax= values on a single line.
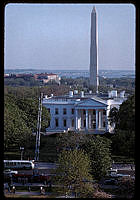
xmin=5 ymin=68 xmax=135 ymax=72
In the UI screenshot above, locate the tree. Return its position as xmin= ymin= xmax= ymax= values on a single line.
xmin=4 ymin=94 xmax=32 ymax=150
xmin=117 ymin=95 xmax=135 ymax=131
xmin=4 ymin=93 xmax=50 ymax=151
xmin=81 ymin=135 xmax=112 ymax=180
xmin=109 ymin=95 xmax=135 ymax=131
xmin=54 ymin=149 xmax=94 ymax=198
xmin=109 ymin=95 xmax=135 ymax=158
xmin=56 ymin=132 xmax=85 ymax=151
xmin=56 ymin=133 xmax=112 ymax=181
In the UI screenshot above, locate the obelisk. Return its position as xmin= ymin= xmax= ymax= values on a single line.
xmin=89 ymin=6 xmax=99 ymax=93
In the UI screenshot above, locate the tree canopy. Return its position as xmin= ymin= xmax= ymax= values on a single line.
xmin=4 ymin=93 xmax=50 ymax=150
xmin=57 ymin=132 xmax=112 ymax=180
xmin=109 ymin=95 xmax=135 ymax=158
xmin=55 ymin=149 xmax=94 ymax=198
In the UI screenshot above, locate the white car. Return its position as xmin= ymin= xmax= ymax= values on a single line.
xmin=4 ymin=169 xmax=18 ymax=175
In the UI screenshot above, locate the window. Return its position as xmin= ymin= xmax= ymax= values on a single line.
xmin=72 ymin=119 xmax=74 ymax=127
xmin=47 ymin=108 xmax=50 ymax=113
xmin=55 ymin=118 xmax=59 ymax=127
xmin=63 ymin=119 xmax=67 ymax=127
xmin=71 ymin=108 xmax=74 ymax=114
xmin=63 ymin=108 xmax=67 ymax=115
xmin=55 ymin=108 xmax=59 ymax=115
xmin=93 ymin=110 xmax=96 ymax=115
xmin=84 ymin=119 xmax=86 ymax=127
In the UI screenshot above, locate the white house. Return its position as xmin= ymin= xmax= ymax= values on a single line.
xmin=43 ymin=90 xmax=126 ymax=134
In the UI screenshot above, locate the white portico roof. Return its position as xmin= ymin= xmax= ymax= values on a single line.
xmin=75 ymin=98 xmax=107 ymax=109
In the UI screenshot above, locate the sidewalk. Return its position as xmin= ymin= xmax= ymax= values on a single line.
xmin=4 ymin=190 xmax=49 ymax=197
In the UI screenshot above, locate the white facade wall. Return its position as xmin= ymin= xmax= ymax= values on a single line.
xmin=44 ymin=104 xmax=75 ymax=131
xmin=43 ymin=94 xmax=126 ymax=134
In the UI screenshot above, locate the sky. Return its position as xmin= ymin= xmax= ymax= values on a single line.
xmin=4 ymin=3 xmax=135 ymax=71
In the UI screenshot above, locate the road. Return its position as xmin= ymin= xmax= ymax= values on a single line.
xmin=35 ymin=162 xmax=57 ymax=170
xmin=112 ymin=163 xmax=135 ymax=171
xmin=17 ymin=162 xmax=57 ymax=175
xmin=16 ymin=162 xmax=135 ymax=177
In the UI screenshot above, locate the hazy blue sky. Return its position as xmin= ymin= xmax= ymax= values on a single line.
xmin=5 ymin=3 xmax=135 ymax=70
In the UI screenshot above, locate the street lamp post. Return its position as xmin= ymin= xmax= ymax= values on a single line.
xmin=20 ymin=147 xmax=24 ymax=160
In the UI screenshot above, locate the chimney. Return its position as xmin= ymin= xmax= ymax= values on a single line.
xmin=80 ymin=91 xmax=84 ymax=97
xmin=74 ymin=90 xmax=78 ymax=94
xmin=120 ymin=91 xmax=125 ymax=98
xmin=89 ymin=90 xmax=92 ymax=94
xmin=69 ymin=91 xmax=73 ymax=97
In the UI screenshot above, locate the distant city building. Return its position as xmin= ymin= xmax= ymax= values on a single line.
xmin=34 ymin=73 xmax=61 ymax=84
xmin=89 ymin=7 xmax=99 ymax=93
xmin=15 ymin=74 xmax=34 ymax=78
xmin=4 ymin=73 xmax=34 ymax=78
xmin=4 ymin=74 xmax=10 ymax=78
xmin=4 ymin=72 xmax=61 ymax=84
xmin=43 ymin=90 xmax=126 ymax=134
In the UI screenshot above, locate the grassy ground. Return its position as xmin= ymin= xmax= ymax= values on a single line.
xmin=4 ymin=193 xmax=52 ymax=198
xmin=4 ymin=133 xmax=134 ymax=163
xmin=4 ymin=134 xmax=59 ymax=162
xmin=111 ymin=155 xmax=134 ymax=164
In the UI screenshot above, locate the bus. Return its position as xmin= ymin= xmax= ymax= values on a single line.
xmin=4 ymin=160 xmax=35 ymax=170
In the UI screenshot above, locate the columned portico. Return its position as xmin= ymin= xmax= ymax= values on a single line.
xmin=74 ymin=107 xmax=107 ymax=133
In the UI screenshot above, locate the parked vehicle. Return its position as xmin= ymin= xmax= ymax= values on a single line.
xmin=4 ymin=169 xmax=18 ymax=175
xmin=4 ymin=160 xmax=35 ymax=170
xmin=104 ymin=179 xmax=117 ymax=185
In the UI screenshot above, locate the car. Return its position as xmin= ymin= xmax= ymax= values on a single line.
xmin=4 ymin=169 xmax=18 ymax=175
xmin=104 ymin=179 xmax=117 ymax=185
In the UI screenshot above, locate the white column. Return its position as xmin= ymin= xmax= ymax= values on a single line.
xmin=89 ymin=111 xmax=92 ymax=129
xmin=86 ymin=109 xmax=89 ymax=130
xmin=96 ymin=109 xmax=98 ymax=130
xmin=75 ymin=109 xmax=78 ymax=130
xmin=79 ymin=110 xmax=82 ymax=130
xmin=105 ymin=109 xmax=108 ymax=132
xmin=99 ymin=110 xmax=102 ymax=129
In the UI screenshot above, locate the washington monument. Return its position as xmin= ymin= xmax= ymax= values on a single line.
xmin=89 ymin=6 xmax=99 ymax=93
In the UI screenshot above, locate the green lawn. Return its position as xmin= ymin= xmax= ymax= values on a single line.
xmin=4 ymin=134 xmax=59 ymax=162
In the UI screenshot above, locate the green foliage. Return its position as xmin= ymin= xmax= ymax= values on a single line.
xmin=55 ymin=149 xmax=94 ymax=197
xmin=117 ymin=95 xmax=135 ymax=131
xmin=81 ymin=135 xmax=112 ymax=180
xmin=60 ymin=76 xmax=135 ymax=94
xmin=39 ymin=134 xmax=58 ymax=162
xmin=111 ymin=130 xmax=135 ymax=158
xmin=57 ymin=132 xmax=112 ymax=181
xmin=4 ymin=92 xmax=50 ymax=151
xmin=4 ymin=94 xmax=32 ymax=149
xmin=4 ymin=77 xmax=41 ymax=87
xmin=56 ymin=132 xmax=85 ymax=151
xmin=4 ymin=85 xmax=70 ymax=99
xmin=109 ymin=95 xmax=135 ymax=158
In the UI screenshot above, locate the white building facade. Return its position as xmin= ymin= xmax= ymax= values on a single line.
xmin=42 ymin=91 xmax=126 ymax=134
